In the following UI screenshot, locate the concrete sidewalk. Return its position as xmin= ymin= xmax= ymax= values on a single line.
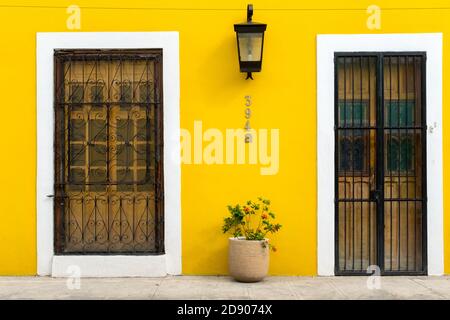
xmin=0 ymin=276 xmax=449 ymax=300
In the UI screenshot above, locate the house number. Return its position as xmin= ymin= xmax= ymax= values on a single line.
xmin=244 ymin=95 xmax=252 ymax=143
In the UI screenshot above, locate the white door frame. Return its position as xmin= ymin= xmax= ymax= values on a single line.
xmin=317 ymin=33 xmax=444 ymax=276
xmin=36 ymin=32 xmax=181 ymax=277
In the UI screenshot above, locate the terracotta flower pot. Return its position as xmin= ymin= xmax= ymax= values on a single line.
xmin=228 ymin=237 xmax=269 ymax=282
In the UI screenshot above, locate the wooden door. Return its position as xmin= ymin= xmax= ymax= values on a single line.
xmin=53 ymin=50 xmax=164 ymax=254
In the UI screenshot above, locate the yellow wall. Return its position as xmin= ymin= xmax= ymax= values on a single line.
xmin=0 ymin=0 xmax=448 ymax=275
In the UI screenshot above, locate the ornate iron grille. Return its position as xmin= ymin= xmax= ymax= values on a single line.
xmin=334 ymin=53 xmax=426 ymax=275
xmin=54 ymin=50 xmax=164 ymax=254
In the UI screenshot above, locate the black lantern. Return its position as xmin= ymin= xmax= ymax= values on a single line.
xmin=234 ymin=4 xmax=267 ymax=80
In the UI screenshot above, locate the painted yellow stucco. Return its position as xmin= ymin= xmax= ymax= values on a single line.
xmin=0 ymin=0 xmax=448 ymax=275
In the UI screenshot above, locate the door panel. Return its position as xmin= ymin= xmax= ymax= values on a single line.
xmin=336 ymin=56 xmax=378 ymax=272
xmin=382 ymin=56 xmax=425 ymax=273
xmin=335 ymin=53 xmax=426 ymax=275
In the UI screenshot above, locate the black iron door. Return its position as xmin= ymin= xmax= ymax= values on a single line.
xmin=54 ymin=50 xmax=164 ymax=254
xmin=334 ymin=53 xmax=427 ymax=275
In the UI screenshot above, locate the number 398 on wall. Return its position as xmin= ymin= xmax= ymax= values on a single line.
xmin=244 ymin=95 xmax=252 ymax=143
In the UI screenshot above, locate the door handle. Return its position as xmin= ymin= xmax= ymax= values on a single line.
xmin=370 ymin=189 xmax=381 ymax=202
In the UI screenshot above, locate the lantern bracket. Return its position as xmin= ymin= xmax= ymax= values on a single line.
xmin=247 ymin=4 xmax=253 ymax=22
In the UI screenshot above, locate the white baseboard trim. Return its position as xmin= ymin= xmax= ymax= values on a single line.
xmin=52 ymin=255 xmax=167 ymax=277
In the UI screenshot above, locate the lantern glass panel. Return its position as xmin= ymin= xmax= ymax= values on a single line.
xmin=238 ymin=32 xmax=263 ymax=62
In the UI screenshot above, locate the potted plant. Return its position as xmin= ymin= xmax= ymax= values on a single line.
xmin=222 ymin=197 xmax=282 ymax=282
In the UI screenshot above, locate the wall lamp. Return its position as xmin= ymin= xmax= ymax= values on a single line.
xmin=234 ymin=4 xmax=267 ymax=80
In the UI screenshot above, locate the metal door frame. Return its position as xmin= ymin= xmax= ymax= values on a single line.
xmin=334 ymin=52 xmax=427 ymax=276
